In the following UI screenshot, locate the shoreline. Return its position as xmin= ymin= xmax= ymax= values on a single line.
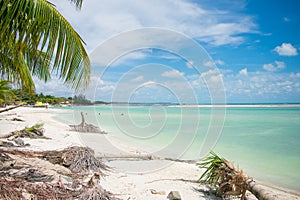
xmin=54 ymin=103 xmax=300 ymax=109
xmin=169 ymin=104 xmax=300 ymax=108
xmin=1 ymin=106 xmax=299 ymax=199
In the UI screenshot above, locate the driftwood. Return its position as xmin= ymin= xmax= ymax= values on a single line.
xmin=0 ymin=146 xmax=118 ymax=200
xmin=0 ymin=123 xmax=50 ymax=140
xmin=13 ymin=168 xmax=54 ymax=182
xmin=0 ymin=138 xmax=30 ymax=147
xmin=146 ymin=178 xmax=199 ymax=184
xmin=0 ymin=104 xmax=23 ymax=114
xmin=79 ymin=185 xmax=117 ymax=200
xmin=69 ymin=112 xmax=107 ymax=134
xmin=0 ymin=140 xmax=15 ymax=147
xmin=40 ymin=146 xmax=110 ymax=175
xmin=103 ymin=154 xmax=159 ymax=161
xmin=102 ymin=154 xmax=196 ymax=164
xmin=11 ymin=117 xmax=24 ymax=122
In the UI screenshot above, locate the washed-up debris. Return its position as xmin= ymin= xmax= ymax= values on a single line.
xmin=167 ymin=191 xmax=182 ymax=200
xmin=14 ymin=168 xmax=54 ymax=182
xmin=197 ymin=151 xmax=282 ymax=200
xmin=0 ymin=140 xmax=15 ymax=147
xmin=79 ymin=185 xmax=117 ymax=200
xmin=70 ymin=112 xmax=107 ymax=134
xmin=12 ymin=138 xmax=30 ymax=147
xmin=0 ymin=146 xmax=118 ymax=200
xmin=0 ymin=138 xmax=30 ymax=148
xmin=150 ymin=189 xmax=166 ymax=195
xmin=40 ymin=146 xmax=110 ymax=175
xmin=0 ymin=123 xmax=50 ymax=140
xmin=11 ymin=117 xmax=24 ymax=122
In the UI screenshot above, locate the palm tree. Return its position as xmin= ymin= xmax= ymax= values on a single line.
xmin=198 ymin=152 xmax=278 ymax=200
xmin=0 ymin=80 xmax=15 ymax=106
xmin=0 ymin=0 xmax=90 ymax=93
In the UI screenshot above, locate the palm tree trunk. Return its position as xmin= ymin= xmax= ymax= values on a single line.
xmin=246 ymin=179 xmax=277 ymax=200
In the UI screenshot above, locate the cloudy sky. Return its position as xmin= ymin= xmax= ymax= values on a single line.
xmin=38 ymin=0 xmax=300 ymax=103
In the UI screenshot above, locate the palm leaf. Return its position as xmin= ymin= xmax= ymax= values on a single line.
xmin=0 ymin=80 xmax=15 ymax=103
xmin=197 ymin=151 xmax=249 ymax=198
xmin=0 ymin=0 xmax=90 ymax=92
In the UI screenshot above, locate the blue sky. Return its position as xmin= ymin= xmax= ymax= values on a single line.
xmin=38 ymin=0 xmax=300 ymax=103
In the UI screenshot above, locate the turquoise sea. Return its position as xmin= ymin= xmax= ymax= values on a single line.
xmin=56 ymin=105 xmax=300 ymax=191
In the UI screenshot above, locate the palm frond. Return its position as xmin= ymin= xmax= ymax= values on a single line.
xmin=68 ymin=0 xmax=83 ymax=9
xmin=0 ymin=80 xmax=16 ymax=103
xmin=197 ymin=151 xmax=248 ymax=197
xmin=0 ymin=0 xmax=90 ymax=92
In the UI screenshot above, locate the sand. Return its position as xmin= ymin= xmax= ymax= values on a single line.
xmin=0 ymin=106 xmax=299 ymax=200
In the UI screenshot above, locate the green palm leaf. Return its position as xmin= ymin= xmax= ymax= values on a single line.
xmin=0 ymin=80 xmax=15 ymax=103
xmin=0 ymin=0 xmax=90 ymax=92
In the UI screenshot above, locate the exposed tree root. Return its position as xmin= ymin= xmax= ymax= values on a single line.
xmin=69 ymin=112 xmax=107 ymax=134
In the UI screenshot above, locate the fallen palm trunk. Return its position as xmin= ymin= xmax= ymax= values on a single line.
xmin=70 ymin=112 xmax=106 ymax=133
xmin=197 ymin=152 xmax=283 ymax=200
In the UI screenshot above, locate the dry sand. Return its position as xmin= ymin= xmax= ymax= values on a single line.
xmin=0 ymin=106 xmax=299 ymax=200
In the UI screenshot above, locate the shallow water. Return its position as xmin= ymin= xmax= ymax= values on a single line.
xmin=56 ymin=105 xmax=300 ymax=191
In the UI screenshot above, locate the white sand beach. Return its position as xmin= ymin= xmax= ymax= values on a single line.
xmin=0 ymin=107 xmax=299 ymax=200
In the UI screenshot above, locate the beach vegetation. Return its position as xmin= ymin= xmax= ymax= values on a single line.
xmin=198 ymin=151 xmax=276 ymax=200
xmin=0 ymin=0 xmax=90 ymax=93
xmin=0 ymin=80 xmax=16 ymax=106
xmin=12 ymin=89 xmax=72 ymax=105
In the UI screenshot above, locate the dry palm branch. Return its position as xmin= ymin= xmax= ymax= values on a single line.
xmin=0 ymin=123 xmax=49 ymax=140
xmin=0 ymin=146 xmax=117 ymax=200
xmin=197 ymin=152 xmax=278 ymax=200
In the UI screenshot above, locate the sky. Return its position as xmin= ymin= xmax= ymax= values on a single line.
xmin=37 ymin=0 xmax=300 ymax=103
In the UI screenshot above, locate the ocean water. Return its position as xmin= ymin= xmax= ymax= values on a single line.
xmin=56 ymin=105 xmax=300 ymax=191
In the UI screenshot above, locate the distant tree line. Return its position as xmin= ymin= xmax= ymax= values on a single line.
xmin=72 ymin=95 xmax=108 ymax=105
xmin=0 ymin=81 xmax=108 ymax=106
xmin=73 ymin=94 xmax=92 ymax=105
xmin=12 ymin=89 xmax=72 ymax=105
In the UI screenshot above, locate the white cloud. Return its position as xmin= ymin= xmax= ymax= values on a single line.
xmin=220 ymin=70 xmax=300 ymax=102
xmin=161 ymin=70 xmax=184 ymax=78
xmin=186 ymin=61 xmax=194 ymax=69
xmin=82 ymin=76 xmax=115 ymax=100
xmin=263 ymin=61 xmax=285 ymax=72
xmin=203 ymin=61 xmax=214 ymax=67
xmin=50 ymin=0 xmax=257 ymax=49
xmin=34 ymin=77 xmax=73 ymax=97
xmin=274 ymin=43 xmax=298 ymax=56
xmin=290 ymin=72 xmax=300 ymax=78
xmin=276 ymin=81 xmax=292 ymax=86
xmin=203 ymin=60 xmax=225 ymax=67
xmin=239 ymin=68 xmax=248 ymax=76
xmin=110 ymin=51 xmax=148 ymax=67
xmin=139 ymin=81 xmax=157 ymax=88
xmin=131 ymin=75 xmax=144 ymax=82
xmin=215 ymin=60 xmax=225 ymax=65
